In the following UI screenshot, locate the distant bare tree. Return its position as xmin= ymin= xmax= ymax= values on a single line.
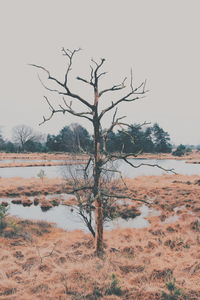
xmin=12 ymin=124 xmax=44 ymax=151
xmin=0 ymin=128 xmax=5 ymax=150
xmin=31 ymin=48 xmax=174 ymax=257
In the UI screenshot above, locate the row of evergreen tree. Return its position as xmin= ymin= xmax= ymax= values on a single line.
xmin=0 ymin=123 xmax=174 ymax=154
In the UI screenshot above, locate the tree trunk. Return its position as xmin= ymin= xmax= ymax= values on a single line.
xmin=95 ymin=196 xmax=103 ymax=256
xmin=93 ymin=100 xmax=104 ymax=257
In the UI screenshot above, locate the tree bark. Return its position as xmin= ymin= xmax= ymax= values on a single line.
xmin=94 ymin=196 xmax=103 ymax=256
xmin=93 ymin=100 xmax=104 ymax=257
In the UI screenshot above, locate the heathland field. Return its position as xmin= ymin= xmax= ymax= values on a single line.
xmin=0 ymin=152 xmax=200 ymax=299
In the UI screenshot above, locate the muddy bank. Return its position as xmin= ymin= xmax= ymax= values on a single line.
xmin=0 ymin=160 xmax=86 ymax=168
xmin=1 ymin=175 xmax=200 ymax=213
xmin=0 ymin=152 xmax=88 ymax=161
xmin=0 ymin=177 xmax=66 ymax=197
xmin=0 ymin=153 xmax=87 ymax=168
xmin=186 ymin=160 xmax=200 ymax=164
xmin=133 ymin=150 xmax=200 ymax=161
xmin=1 ymin=150 xmax=200 ymax=165
xmin=125 ymin=175 xmax=200 ymax=217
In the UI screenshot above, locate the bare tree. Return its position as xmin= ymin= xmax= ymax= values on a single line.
xmin=31 ymin=48 xmax=174 ymax=257
xmin=12 ymin=124 xmax=44 ymax=151
xmin=0 ymin=127 xmax=5 ymax=150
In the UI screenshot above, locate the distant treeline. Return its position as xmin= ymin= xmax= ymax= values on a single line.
xmin=0 ymin=123 xmax=198 ymax=155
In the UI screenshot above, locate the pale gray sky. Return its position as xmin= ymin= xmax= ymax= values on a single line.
xmin=0 ymin=0 xmax=200 ymax=144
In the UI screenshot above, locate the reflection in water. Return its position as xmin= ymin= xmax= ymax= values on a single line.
xmin=1 ymin=198 xmax=160 ymax=232
xmin=105 ymin=204 xmax=160 ymax=230
xmin=0 ymin=158 xmax=198 ymax=232
xmin=8 ymin=202 xmax=87 ymax=232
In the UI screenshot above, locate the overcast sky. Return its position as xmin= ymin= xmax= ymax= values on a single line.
xmin=0 ymin=0 xmax=200 ymax=145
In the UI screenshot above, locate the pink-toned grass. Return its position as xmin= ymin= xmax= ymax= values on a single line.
xmin=0 ymin=177 xmax=65 ymax=197
xmin=1 ymin=174 xmax=200 ymax=213
xmin=1 ymin=170 xmax=200 ymax=298
xmin=0 ymin=161 xmax=87 ymax=168
xmin=0 ymin=152 xmax=88 ymax=161
xmin=1 ymin=150 xmax=200 ymax=164
xmin=0 ymin=212 xmax=199 ymax=299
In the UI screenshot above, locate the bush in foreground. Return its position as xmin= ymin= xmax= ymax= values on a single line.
xmin=0 ymin=204 xmax=8 ymax=232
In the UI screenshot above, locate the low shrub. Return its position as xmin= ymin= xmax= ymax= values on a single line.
xmin=190 ymin=219 xmax=200 ymax=232
xmin=105 ymin=274 xmax=122 ymax=296
xmin=161 ymin=277 xmax=186 ymax=300
xmin=0 ymin=204 xmax=8 ymax=232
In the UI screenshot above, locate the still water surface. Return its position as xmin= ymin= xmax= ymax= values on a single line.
xmin=2 ymin=198 xmax=160 ymax=232
xmin=0 ymin=158 xmax=197 ymax=231
xmin=0 ymin=159 xmax=199 ymax=178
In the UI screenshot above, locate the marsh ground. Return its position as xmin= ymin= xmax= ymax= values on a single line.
xmin=0 ymin=208 xmax=200 ymax=299
xmin=0 ymin=153 xmax=200 ymax=299
xmin=1 ymin=151 xmax=200 ymax=168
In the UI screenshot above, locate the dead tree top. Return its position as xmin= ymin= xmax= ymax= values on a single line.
xmin=30 ymin=48 xmax=175 ymax=201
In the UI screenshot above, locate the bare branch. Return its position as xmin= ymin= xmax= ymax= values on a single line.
xmin=99 ymin=81 xmax=147 ymax=120
xmin=67 ymin=185 xmax=93 ymax=194
xmin=122 ymin=157 xmax=177 ymax=174
xmin=60 ymin=105 xmax=93 ymax=122
xmin=30 ymin=64 xmax=65 ymax=89
xmin=83 ymin=157 xmax=93 ymax=179
xmin=60 ymin=97 xmax=93 ymax=122
xmin=101 ymin=115 xmax=150 ymax=153
xmin=99 ymin=69 xmax=149 ymax=120
xmin=97 ymin=71 xmax=107 ymax=80
xmin=62 ymin=48 xmax=94 ymax=108
xmin=36 ymin=242 xmax=58 ymax=265
xmin=39 ymin=94 xmax=94 ymax=126
xmin=102 ymin=118 xmax=129 ymax=138
xmin=65 ymin=90 xmax=94 ymax=109
xmin=91 ymin=58 xmax=106 ymax=89
xmin=77 ymin=76 xmax=94 ymax=87
xmin=30 ymin=50 xmax=94 ymax=110
xmin=101 ymin=150 xmax=146 ymax=166
xmin=101 ymin=109 xmax=126 ymax=152
xmin=99 ymin=77 xmax=127 ymax=97
xmin=37 ymin=74 xmax=67 ymax=96
xmin=130 ymin=68 xmax=134 ymax=91
xmin=100 ymin=192 xmax=149 ymax=204
xmin=90 ymin=65 xmax=94 ymax=84
xmin=62 ymin=47 xmax=81 ymax=87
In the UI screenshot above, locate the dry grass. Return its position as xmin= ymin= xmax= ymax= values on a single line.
xmin=1 ymin=152 xmax=200 ymax=299
xmin=0 ymin=152 xmax=88 ymax=161
xmin=0 ymin=175 xmax=200 ymax=298
xmin=132 ymin=150 xmax=200 ymax=162
xmin=1 ymin=150 xmax=200 ymax=165
xmin=0 ymin=161 xmax=86 ymax=168
xmin=0 ymin=212 xmax=200 ymax=299
xmin=0 ymin=152 xmax=88 ymax=168
xmin=0 ymin=177 xmax=65 ymax=197
xmin=1 ymin=173 xmax=200 ymax=200
xmin=124 ymin=174 xmax=200 ymax=214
